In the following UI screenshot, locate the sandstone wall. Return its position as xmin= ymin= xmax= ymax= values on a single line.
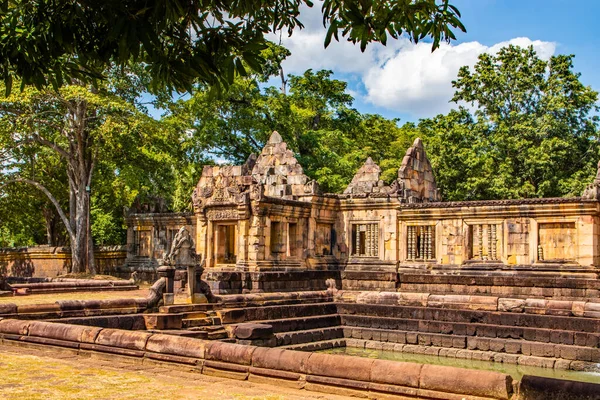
xmin=0 ymin=246 xmax=126 ymax=278
xmin=398 ymin=199 xmax=600 ymax=268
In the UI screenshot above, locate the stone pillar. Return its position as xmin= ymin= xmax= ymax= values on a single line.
xmin=157 ymin=265 xmax=175 ymax=305
xmin=237 ymin=219 xmax=248 ymax=264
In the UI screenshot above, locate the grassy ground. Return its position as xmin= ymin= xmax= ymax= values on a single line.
xmin=0 ymin=289 xmax=151 ymax=306
xmin=0 ymin=287 xmax=195 ymax=306
xmin=0 ymin=344 xmax=349 ymax=400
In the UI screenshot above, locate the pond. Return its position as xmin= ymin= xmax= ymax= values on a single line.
xmin=319 ymin=346 xmax=600 ymax=384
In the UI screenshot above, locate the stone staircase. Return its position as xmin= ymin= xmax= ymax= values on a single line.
xmin=217 ymin=302 xmax=344 ymax=350
xmin=397 ymin=270 xmax=600 ymax=300
xmin=336 ymin=299 xmax=600 ymax=369
xmin=144 ymin=303 xmax=229 ymax=340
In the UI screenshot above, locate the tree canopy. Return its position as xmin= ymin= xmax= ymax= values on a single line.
xmin=438 ymin=45 xmax=599 ymax=199
xmin=0 ymin=0 xmax=465 ymax=94
xmin=0 ymin=68 xmax=184 ymax=271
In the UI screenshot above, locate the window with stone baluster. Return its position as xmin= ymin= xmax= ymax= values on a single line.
xmin=351 ymin=223 xmax=379 ymax=257
xmin=406 ymin=225 xmax=435 ymax=260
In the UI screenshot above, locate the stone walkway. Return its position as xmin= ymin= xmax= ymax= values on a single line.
xmin=0 ymin=343 xmax=353 ymax=400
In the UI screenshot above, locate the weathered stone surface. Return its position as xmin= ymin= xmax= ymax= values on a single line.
xmin=28 ymin=321 xmax=88 ymax=342
xmin=520 ymin=375 xmax=600 ymax=400
xmin=234 ymin=323 xmax=273 ymax=340
xmin=306 ymin=353 xmax=374 ymax=382
xmin=0 ymin=319 xmax=31 ymax=335
xmin=95 ymin=329 xmax=152 ymax=351
xmin=420 ymin=364 xmax=512 ymax=399
xmin=397 ymin=138 xmax=441 ymax=203
xmin=370 ymin=360 xmax=421 ymax=387
xmin=0 ymin=303 xmax=17 ymax=315
xmin=205 ymin=342 xmax=256 ymax=365
xmin=252 ymin=347 xmax=311 ymax=373
xmin=145 ymin=334 xmax=207 ymax=358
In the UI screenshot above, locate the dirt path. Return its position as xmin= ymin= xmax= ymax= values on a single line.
xmin=0 ymin=344 xmax=354 ymax=400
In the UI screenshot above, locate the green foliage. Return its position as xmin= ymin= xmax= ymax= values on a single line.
xmin=0 ymin=1 xmax=464 ymax=94
xmin=171 ymin=63 xmax=416 ymax=193
xmin=421 ymin=45 xmax=600 ymax=200
xmin=0 ymin=67 xmax=189 ymax=248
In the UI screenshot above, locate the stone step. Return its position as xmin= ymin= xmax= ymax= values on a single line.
xmin=339 ymin=314 xmax=600 ymax=348
xmin=400 ymin=273 xmax=600 ymax=287
xmin=233 ymin=314 xmax=341 ymax=334
xmin=217 ymin=302 xmax=337 ymax=324
xmin=397 ymin=273 xmax=600 ymax=300
xmin=189 ymin=325 xmax=225 ymax=332
xmin=275 ymin=326 xmax=344 ymax=346
xmin=342 ymin=327 xmax=600 ymax=364
xmin=207 ymin=329 xmax=228 ymax=340
xmin=182 ymin=316 xmax=222 ymax=329
xmin=397 ymin=285 xmax=600 ymax=300
xmin=23 ymin=285 xmax=139 ymax=294
xmin=280 ymin=338 xmax=346 ymax=351
xmin=159 ymin=303 xmax=221 ymax=314
xmin=182 ymin=311 xmax=211 ymax=319
xmin=147 ymin=329 xmax=208 ymax=339
xmin=336 ymin=303 xmax=600 ymax=332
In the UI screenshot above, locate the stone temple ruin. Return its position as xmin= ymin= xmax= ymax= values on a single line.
xmin=2 ymin=131 xmax=600 ymax=399
xmin=125 ymin=132 xmax=600 ymax=294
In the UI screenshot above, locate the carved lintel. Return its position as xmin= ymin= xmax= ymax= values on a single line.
xmin=206 ymin=208 xmax=239 ymax=221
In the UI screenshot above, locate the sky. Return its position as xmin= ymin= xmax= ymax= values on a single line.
xmin=267 ymin=0 xmax=600 ymax=123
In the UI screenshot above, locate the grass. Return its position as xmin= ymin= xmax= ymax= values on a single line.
xmin=0 ymin=347 xmax=348 ymax=400
xmin=0 ymin=353 xmax=189 ymax=400
xmin=0 ymin=289 xmax=149 ymax=306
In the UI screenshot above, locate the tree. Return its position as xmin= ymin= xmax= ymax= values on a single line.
xmin=0 ymin=146 xmax=69 ymax=247
xmin=171 ymin=63 xmax=416 ymax=193
xmin=0 ymin=0 xmax=465 ymax=94
xmin=421 ymin=45 xmax=600 ymax=200
xmin=0 ymin=73 xmax=177 ymax=273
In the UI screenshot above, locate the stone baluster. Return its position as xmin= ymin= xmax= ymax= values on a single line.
xmin=477 ymin=225 xmax=483 ymax=260
xmin=425 ymin=226 xmax=432 ymax=260
xmin=407 ymin=226 xmax=415 ymax=260
xmin=373 ymin=224 xmax=379 ymax=257
xmin=355 ymin=224 xmax=360 ymax=256
xmin=491 ymin=224 xmax=497 ymax=260
xmin=419 ymin=226 xmax=425 ymax=259
xmin=486 ymin=224 xmax=492 ymax=260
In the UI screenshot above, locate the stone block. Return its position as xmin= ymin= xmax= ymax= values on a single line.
xmin=234 ymin=323 xmax=273 ymax=340
xmin=419 ymin=364 xmax=512 ymax=400
xmin=371 ymin=360 xmax=421 ymax=387
xmin=518 ymin=356 xmax=555 ymax=369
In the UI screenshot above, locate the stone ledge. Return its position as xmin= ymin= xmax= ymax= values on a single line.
xmin=0 ymin=319 xmax=516 ymax=400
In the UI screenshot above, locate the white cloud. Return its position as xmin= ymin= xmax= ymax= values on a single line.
xmin=274 ymin=6 xmax=556 ymax=118
xmin=363 ymin=38 xmax=556 ymax=117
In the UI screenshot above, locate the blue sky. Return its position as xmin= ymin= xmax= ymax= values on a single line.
xmin=270 ymin=0 xmax=600 ymax=123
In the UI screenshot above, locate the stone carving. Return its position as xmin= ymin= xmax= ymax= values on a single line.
xmin=397 ymin=138 xmax=441 ymax=203
xmin=126 ymin=194 xmax=169 ymax=215
xmin=343 ymin=157 xmax=398 ymax=196
xmin=251 ymin=131 xmax=319 ymax=199
xmin=582 ymin=160 xmax=600 ymax=200
xmin=343 ymin=140 xmax=440 ymax=201
xmin=206 ymin=209 xmax=239 ymax=221
xmin=164 ymin=226 xmax=199 ymax=267
xmin=162 ymin=226 xmax=214 ymax=303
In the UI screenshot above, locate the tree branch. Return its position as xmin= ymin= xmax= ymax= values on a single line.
xmin=1 ymin=178 xmax=75 ymax=240
xmin=30 ymin=133 xmax=72 ymax=160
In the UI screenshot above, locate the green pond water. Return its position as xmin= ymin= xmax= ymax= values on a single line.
xmin=318 ymin=346 xmax=600 ymax=384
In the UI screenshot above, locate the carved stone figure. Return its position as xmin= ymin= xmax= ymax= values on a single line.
xmin=582 ymin=161 xmax=600 ymax=200
xmin=164 ymin=226 xmax=198 ymax=267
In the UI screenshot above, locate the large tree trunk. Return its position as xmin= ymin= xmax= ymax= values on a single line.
xmin=66 ymin=98 xmax=96 ymax=275
xmin=70 ymin=183 xmax=87 ymax=274
xmin=42 ymin=205 xmax=66 ymax=246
